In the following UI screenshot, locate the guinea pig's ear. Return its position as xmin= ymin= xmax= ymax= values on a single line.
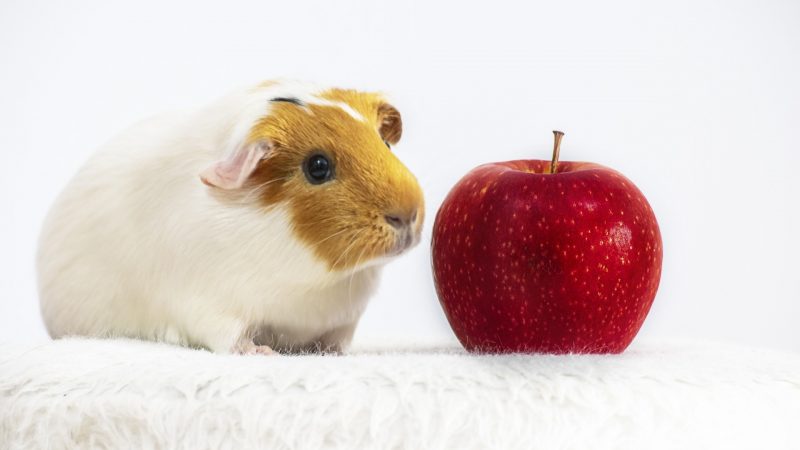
xmin=377 ymin=103 xmax=402 ymax=145
xmin=200 ymin=140 xmax=274 ymax=189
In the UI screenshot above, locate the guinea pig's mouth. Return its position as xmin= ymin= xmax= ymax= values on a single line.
xmin=388 ymin=227 xmax=421 ymax=257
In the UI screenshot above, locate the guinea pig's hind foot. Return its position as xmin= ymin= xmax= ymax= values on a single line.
xmin=233 ymin=340 xmax=276 ymax=356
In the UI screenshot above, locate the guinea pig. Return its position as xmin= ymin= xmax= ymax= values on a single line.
xmin=37 ymin=80 xmax=424 ymax=355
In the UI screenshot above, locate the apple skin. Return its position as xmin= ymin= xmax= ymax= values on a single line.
xmin=431 ymin=159 xmax=662 ymax=354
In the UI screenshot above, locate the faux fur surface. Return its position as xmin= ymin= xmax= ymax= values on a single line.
xmin=1 ymin=338 xmax=799 ymax=449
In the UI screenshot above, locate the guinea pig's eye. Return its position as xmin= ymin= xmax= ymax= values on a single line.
xmin=303 ymin=153 xmax=333 ymax=185
xmin=384 ymin=140 xmax=391 ymax=149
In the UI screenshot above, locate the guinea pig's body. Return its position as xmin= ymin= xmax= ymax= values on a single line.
xmin=37 ymin=81 xmax=423 ymax=354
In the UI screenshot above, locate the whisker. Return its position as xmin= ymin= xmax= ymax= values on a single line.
xmin=294 ymin=216 xmax=346 ymax=229
xmin=348 ymin=245 xmax=369 ymax=303
xmin=310 ymin=228 xmax=350 ymax=247
xmin=240 ymin=175 xmax=292 ymax=204
xmin=330 ymin=231 xmax=364 ymax=271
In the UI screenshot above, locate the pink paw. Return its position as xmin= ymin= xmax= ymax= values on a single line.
xmin=233 ymin=342 xmax=276 ymax=356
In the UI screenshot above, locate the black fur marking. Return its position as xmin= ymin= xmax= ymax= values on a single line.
xmin=270 ymin=97 xmax=305 ymax=106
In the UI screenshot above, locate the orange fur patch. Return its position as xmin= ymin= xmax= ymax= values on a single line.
xmin=246 ymin=89 xmax=423 ymax=272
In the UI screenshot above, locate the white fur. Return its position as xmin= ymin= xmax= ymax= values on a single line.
xmin=1 ymin=338 xmax=799 ymax=449
xmin=37 ymin=81 xmax=383 ymax=353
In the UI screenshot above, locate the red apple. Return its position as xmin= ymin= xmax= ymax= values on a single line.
xmin=431 ymin=131 xmax=662 ymax=354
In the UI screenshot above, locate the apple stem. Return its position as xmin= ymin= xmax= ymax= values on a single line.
xmin=550 ymin=130 xmax=565 ymax=174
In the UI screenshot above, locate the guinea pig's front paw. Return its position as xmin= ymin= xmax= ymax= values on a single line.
xmin=233 ymin=341 xmax=276 ymax=356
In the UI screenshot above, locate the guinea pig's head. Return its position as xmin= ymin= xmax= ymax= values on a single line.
xmin=201 ymin=84 xmax=424 ymax=274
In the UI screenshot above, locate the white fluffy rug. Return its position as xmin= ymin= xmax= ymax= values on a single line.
xmin=1 ymin=338 xmax=799 ymax=449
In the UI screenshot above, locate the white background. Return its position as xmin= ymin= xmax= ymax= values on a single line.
xmin=1 ymin=0 xmax=798 ymax=352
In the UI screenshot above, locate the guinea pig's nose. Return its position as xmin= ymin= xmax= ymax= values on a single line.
xmin=384 ymin=209 xmax=418 ymax=229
